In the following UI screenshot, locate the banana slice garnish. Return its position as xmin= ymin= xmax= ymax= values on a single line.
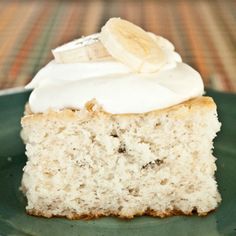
xmin=100 ymin=18 xmax=167 ymax=73
xmin=52 ymin=33 xmax=111 ymax=63
xmin=52 ymin=19 xmax=168 ymax=73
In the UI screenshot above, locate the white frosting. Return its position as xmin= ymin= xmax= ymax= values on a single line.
xmin=26 ymin=37 xmax=204 ymax=114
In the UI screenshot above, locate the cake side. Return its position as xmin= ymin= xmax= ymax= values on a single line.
xmin=21 ymin=96 xmax=221 ymax=219
xmin=22 ymin=95 xmax=216 ymax=121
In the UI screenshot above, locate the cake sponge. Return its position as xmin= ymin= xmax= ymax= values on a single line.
xmin=21 ymin=96 xmax=221 ymax=219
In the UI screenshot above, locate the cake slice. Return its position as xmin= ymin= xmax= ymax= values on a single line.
xmin=21 ymin=96 xmax=221 ymax=218
xmin=21 ymin=18 xmax=221 ymax=219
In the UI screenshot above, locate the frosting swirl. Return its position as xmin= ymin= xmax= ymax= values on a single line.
xmin=26 ymin=37 xmax=204 ymax=114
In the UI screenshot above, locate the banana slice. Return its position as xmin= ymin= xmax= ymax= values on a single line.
xmin=52 ymin=33 xmax=111 ymax=63
xmin=100 ymin=18 xmax=167 ymax=73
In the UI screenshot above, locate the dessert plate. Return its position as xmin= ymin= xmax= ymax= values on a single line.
xmin=0 ymin=89 xmax=235 ymax=236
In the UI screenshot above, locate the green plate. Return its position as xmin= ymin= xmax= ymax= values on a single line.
xmin=0 ymin=89 xmax=235 ymax=236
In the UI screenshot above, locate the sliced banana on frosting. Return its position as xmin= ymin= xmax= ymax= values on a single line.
xmin=52 ymin=18 xmax=168 ymax=72
xmin=52 ymin=33 xmax=111 ymax=63
xmin=100 ymin=18 xmax=167 ymax=73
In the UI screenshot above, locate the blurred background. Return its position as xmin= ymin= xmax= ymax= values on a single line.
xmin=0 ymin=0 xmax=235 ymax=91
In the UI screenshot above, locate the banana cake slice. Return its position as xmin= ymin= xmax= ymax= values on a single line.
xmin=21 ymin=18 xmax=221 ymax=219
xmin=21 ymin=97 xmax=221 ymax=218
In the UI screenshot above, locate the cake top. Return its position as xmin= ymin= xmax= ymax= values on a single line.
xmin=26 ymin=18 xmax=204 ymax=114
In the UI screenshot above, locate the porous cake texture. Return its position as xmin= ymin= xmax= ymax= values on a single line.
xmin=21 ymin=96 xmax=221 ymax=219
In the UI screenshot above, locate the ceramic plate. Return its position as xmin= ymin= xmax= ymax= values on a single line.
xmin=0 ymin=89 xmax=235 ymax=236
